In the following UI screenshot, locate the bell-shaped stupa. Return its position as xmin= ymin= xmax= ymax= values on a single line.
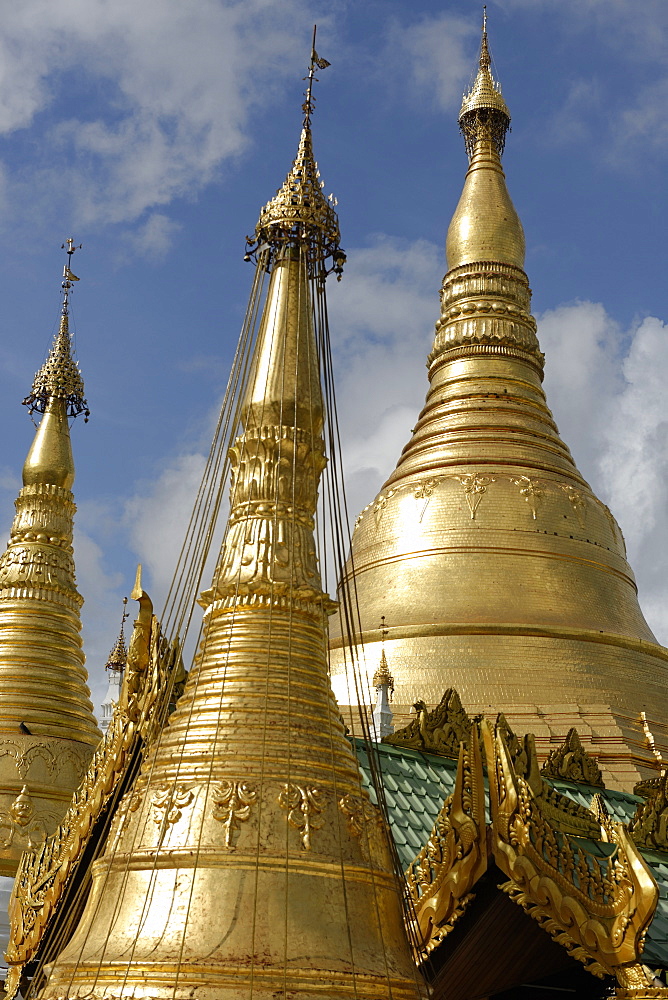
xmin=329 ymin=20 xmax=668 ymax=791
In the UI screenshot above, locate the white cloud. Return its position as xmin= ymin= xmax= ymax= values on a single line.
xmin=125 ymin=212 xmax=182 ymax=261
xmin=383 ymin=13 xmax=477 ymax=111
xmin=124 ymin=451 xmax=208 ymax=609
xmin=0 ymin=0 xmax=320 ymax=226
xmin=327 ymin=236 xmax=443 ymax=518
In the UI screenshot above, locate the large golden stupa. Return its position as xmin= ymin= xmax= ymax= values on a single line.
xmin=329 ymin=25 xmax=668 ymax=790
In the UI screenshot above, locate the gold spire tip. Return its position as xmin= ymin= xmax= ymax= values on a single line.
xmin=23 ymin=240 xmax=89 ymax=421
xmin=246 ymin=29 xmax=345 ymax=278
xmin=459 ymin=11 xmax=511 ymax=158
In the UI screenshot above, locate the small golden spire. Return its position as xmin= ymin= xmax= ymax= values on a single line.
xmin=248 ymin=27 xmax=345 ymax=278
xmin=459 ymin=8 xmax=511 ymax=158
xmin=23 ymin=240 xmax=89 ymax=422
xmin=0 ymin=243 xmax=100 ymax=876
xmin=105 ymin=597 xmax=129 ymax=674
xmin=372 ymin=617 xmax=395 ymax=694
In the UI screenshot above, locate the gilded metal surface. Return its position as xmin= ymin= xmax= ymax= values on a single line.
xmin=23 ymin=312 xmax=88 ymax=421
xmin=0 ymin=312 xmax=100 ymax=876
xmin=255 ymin=124 xmax=341 ymax=253
xmin=483 ymin=717 xmax=658 ymax=981
xmin=405 ymin=724 xmax=486 ymax=955
xmin=541 ymin=727 xmax=605 ymax=787
xmin=329 ymin=22 xmax=668 ymax=789
xmin=37 ymin=234 xmax=424 ymax=999
xmin=382 ymin=688 xmax=474 ymax=759
xmin=628 ymin=771 xmax=668 ymax=853
xmin=4 ymin=579 xmax=177 ymax=997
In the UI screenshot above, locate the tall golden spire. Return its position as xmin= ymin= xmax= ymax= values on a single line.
xmin=38 ymin=41 xmax=423 ymax=1000
xmin=329 ymin=16 xmax=668 ymax=790
xmin=0 ymin=243 xmax=100 ymax=876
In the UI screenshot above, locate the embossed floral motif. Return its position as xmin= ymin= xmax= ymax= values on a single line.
xmin=452 ymin=474 xmax=495 ymax=520
xmin=372 ymin=493 xmax=389 ymax=527
xmin=149 ymin=783 xmax=194 ymax=833
xmin=338 ymin=793 xmax=381 ymax=837
xmin=278 ymin=783 xmax=324 ymax=850
xmin=510 ymin=475 xmax=543 ymax=519
xmin=558 ymin=485 xmax=586 ymax=528
xmin=414 ymin=479 xmax=439 ymax=522
xmin=212 ymin=780 xmax=258 ymax=849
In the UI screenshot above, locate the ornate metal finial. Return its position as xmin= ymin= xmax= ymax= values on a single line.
xmin=372 ymin=617 xmax=395 ymax=739
xmin=302 ymin=25 xmax=331 ymax=130
xmin=459 ymin=11 xmax=511 ymax=159
xmin=23 ymin=241 xmax=90 ymax=421
xmin=105 ymin=597 xmax=129 ymax=674
xmin=246 ymin=29 xmax=345 ymax=278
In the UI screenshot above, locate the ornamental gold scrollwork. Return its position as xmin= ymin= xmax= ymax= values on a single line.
xmin=540 ymin=727 xmax=604 ymax=788
xmin=482 ymin=716 xmax=658 ymax=982
xmin=628 ymin=770 xmax=668 ymax=853
xmin=383 ymin=688 xmax=476 ymax=760
xmin=338 ymin=792 xmax=380 ymax=837
xmin=509 ymin=475 xmax=544 ymax=519
xmin=414 ymin=479 xmax=439 ymax=522
xmin=452 ymin=473 xmax=495 ymax=520
xmin=557 ymin=484 xmax=587 ymax=528
xmin=278 ymin=783 xmax=324 ymax=850
xmin=5 ymin=571 xmax=180 ymax=997
xmin=211 ymin=780 xmax=258 ymax=849
xmin=405 ymin=726 xmax=486 ymax=956
xmin=149 ymin=782 xmax=195 ymax=833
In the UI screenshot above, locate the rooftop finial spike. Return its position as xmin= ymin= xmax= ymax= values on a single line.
xmin=105 ymin=597 xmax=129 ymax=674
xmin=302 ymin=24 xmax=331 ymax=129
xmin=23 ymin=241 xmax=89 ymax=421
xmin=246 ymin=31 xmax=345 ymax=277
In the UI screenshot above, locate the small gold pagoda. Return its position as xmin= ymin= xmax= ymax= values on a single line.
xmin=33 ymin=51 xmax=424 ymax=1000
xmin=0 ymin=244 xmax=100 ymax=876
xmin=329 ymin=21 xmax=668 ymax=791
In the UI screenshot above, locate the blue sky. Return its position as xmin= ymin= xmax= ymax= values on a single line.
xmin=0 ymin=0 xmax=666 ymax=713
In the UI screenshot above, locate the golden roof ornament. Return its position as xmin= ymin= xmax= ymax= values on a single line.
xmin=541 ymin=728 xmax=605 ymax=788
xmin=459 ymin=7 xmax=511 ymax=158
xmin=247 ymin=27 xmax=345 ymax=279
xmin=104 ymin=597 xmax=128 ymax=674
xmin=23 ymin=239 xmax=89 ymax=421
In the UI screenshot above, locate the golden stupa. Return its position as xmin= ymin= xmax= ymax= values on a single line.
xmin=0 ymin=247 xmax=100 ymax=877
xmin=329 ymin=22 xmax=668 ymax=790
xmin=33 ymin=53 xmax=424 ymax=1000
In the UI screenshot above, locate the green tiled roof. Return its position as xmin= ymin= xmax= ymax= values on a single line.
xmin=354 ymin=738 xmax=668 ymax=968
xmin=354 ymin=739 xmax=458 ymax=869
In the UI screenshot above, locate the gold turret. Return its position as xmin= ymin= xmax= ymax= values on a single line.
xmin=329 ymin=18 xmax=668 ymax=790
xmin=37 ymin=42 xmax=423 ymax=1000
xmin=0 ymin=243 xmax=100 ymax=876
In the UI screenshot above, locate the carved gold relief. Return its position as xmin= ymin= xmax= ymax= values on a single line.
xmin=405 ymin=726 xmax=486 ymax=955
xmin=510 ymin=475 xmax=544 ymax=519
xmin=149 ymin=782 xmax=195 ymax=832
xmin=278 ymin=783 xmax=324 ymax=850
xmin=382 ymin=688 xmax=475 ymax=759
xmin=483 ymin=716 xmax=658 ymax=980
xmin=541 ymin=727 xmax=604 ymax=787
xmin=0 ymin=787 xmax=54 ymax=852
xmin=453 ymin=473 xmax=495 ymax=519
xmin=212 ymin=780 xmax=258 ymax=849
xmin=628 ymin=770 xmax=668 ymax=853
